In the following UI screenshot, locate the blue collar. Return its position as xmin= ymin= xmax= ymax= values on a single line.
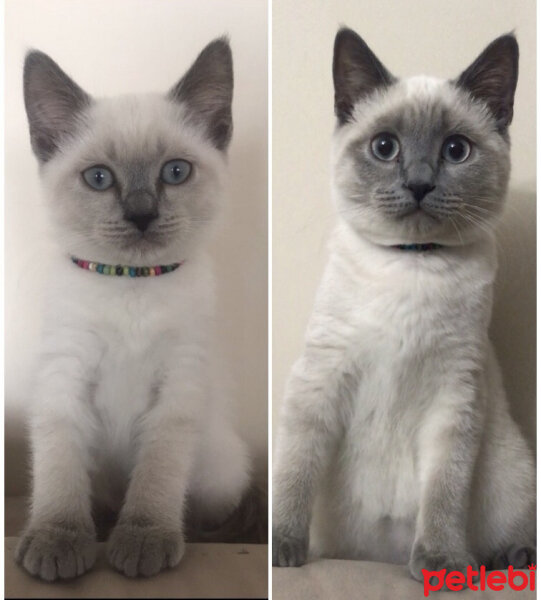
xmin=392 ymin=243 xmax=443 ymax=252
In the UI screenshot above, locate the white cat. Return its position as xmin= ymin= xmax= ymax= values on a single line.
xmin=273 ymin=28 xmax=535 ymax=584
xmin=16 ymin=38 xmax=250 ymax=580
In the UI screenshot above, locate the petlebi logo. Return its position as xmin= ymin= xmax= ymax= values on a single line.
xmin=423 ymin=564 xmax=536 ymax=596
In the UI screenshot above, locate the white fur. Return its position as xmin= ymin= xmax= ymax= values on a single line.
xmin=274 ymin=221 xmax=535 ymax=565
xmin=19 ymin=57 xmax=250 ymax=580
xmin=30 ymin=246 xmax=250 ymax=527
xmin=273 ymin=73 xmax=535 ymax=570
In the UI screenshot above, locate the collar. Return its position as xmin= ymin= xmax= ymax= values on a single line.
xmin=71 ymin=256 xmax=183 ymax=277
xmin=392 ymin=243 xmax=443 ymax=252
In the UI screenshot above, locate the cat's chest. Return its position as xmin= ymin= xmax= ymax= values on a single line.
xmin=62 ymin=272 xmax=205 ymax=423
xmin=340 ymin=271 xmax=471 ymax=365
xmin=320 ymin=254 xmax=490 ymax=416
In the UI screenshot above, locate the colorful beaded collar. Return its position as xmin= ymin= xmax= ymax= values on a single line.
xmin=392 ymin=243 xmax=443 ymax=252
xmin=71 ymin=257 xmax=183 ymax=277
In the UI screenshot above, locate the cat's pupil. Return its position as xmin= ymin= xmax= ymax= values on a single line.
xmin=94 ymin=171 xmax=104 ymax=185
xmin=448 ymin=141 xmax=465 ymax=160
xmin=377 ymin=138 xmax=393 ymax=157
xmin=172 ymin=166 xmax=181 ymax=178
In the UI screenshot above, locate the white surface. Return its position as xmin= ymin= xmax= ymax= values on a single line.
xmin=272 ymin=0 xmax=536 ymax=451
xmin=5 ymin=0 xmax=268 ymax=493
xmin=5 ymin=537 xmax=268 ymax=598
xmin=273 ymin=562 xmax=535 ymax=600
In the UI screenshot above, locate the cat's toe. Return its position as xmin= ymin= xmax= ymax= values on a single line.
xmin=107 ymin=520 xmax=185 ymax=577
xmin=272 ymin=531 xmax=308 ymax=567
xmin=409 ymin=541 xmax=477 ymax=590
xmin=15 ymin=524 xmax=96 ymax=581
xmin=489 ymin=544 xmax=536 ymax=569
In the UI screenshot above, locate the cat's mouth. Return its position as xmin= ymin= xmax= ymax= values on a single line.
xmin=96 ymin=218 xmax=191 ymax=255
xmin=112 ymin=229 xmax=173 ymax=250
xmin=391 ymin=204 xmax=441 ymax=223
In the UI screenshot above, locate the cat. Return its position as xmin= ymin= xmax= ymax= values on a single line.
xmin=272 ymin=28 xmax=536 ymax=585
xmin=16 ymin=38 xmax=252 ymax=581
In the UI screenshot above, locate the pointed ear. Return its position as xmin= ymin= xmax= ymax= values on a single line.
xmin=455 ymin=34 xmax=519 ymax=132
xmin=23 ymin=50 xmax=91 ymax=162
xmin=168 ymin=37 xmax=233 ymax=151
xmin=333 ymin=28 xmax=396 ymax=125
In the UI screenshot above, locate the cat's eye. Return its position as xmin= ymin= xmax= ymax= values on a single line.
xmin=82 ymin=166 xmax=115 ymax=191
xmin=370 ymin=133 xmax=400 ymax=161
xmin=441 ymin=135 xmax=472 ymax=164
xmin=161 ymin=159 xmax=192 ymax=185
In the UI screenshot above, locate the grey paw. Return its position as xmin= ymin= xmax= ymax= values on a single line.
xmin=490 ymin=544 xmax=536 ymax=570
xmin=272 ymin=531 xmax=308 ymax=567
xmin=409 ymin=541 xmax=478 ymax=590
xmin=15 ymin=523 xmax=96 ymax=581
xmin=107 ymin=520 xmax=185 ymax=577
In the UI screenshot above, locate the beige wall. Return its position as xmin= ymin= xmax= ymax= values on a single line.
xmin=273 ymin=0 xmax=536 ymax=449
xmin=5 ymin=0 xmax=268 ymax=494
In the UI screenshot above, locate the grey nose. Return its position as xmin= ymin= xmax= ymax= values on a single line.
xmin=123 ymin=189 xmax=158 ymax=232
xmin=407 ymin=182 xmax=435 ymax=203
xmin=126 ymin=212 xmax=157 ymax=232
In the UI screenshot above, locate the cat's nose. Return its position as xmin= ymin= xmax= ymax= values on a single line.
xmin=406 ymin=182 xmax=435 ymax=203
xmin=123 ymin=189 xmax=159 ymax=231
xmin=126 ymin=212 xmax=158 ymax=232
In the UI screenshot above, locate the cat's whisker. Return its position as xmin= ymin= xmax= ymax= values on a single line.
xmin=457 ymin=210 xmax=495 ymax=240
xmin=448 ymin=215 xmax=465 ymax=245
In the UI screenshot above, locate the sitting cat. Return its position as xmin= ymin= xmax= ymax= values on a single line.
xmin=16 ymin=38 xmax=251 ymax=580
xmin=272 ymin=28 xmax=535 ymax=585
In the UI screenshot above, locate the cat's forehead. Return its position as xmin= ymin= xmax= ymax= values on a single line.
xmin=346 ymin=75 xmax=493 ymax=143
xmin=82 ymin=94 xmax=208 ymax=163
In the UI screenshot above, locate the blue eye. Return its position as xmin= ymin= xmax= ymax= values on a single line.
xmin=82 ymin=166 xmax=115 ymax=191
xmin=161 ymin=159 xmax=192 ymax=185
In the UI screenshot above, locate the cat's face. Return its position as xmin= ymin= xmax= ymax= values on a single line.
xmin=331 ymin=30 xmax=518 ymax=246
xmin=23 ymin=39 xmax=233 ymax=264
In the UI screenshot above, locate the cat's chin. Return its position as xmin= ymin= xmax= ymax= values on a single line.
xmin=55 ymin=229 xmax=203 ymax=267
xmin=350 ymin=221 xmax=487 ymax=249
xmin=63 ymin=242 xmax=190 ymax=268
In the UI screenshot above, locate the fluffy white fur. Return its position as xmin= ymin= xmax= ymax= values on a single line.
xmin=17 ymin=41 xmax=250 ymax=581
xmin=281 ymin=223 xmax=533 ymax=562
xmin=273 ymin=30 xmax=535 ymax=584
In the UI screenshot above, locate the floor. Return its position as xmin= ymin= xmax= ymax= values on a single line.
xmin=5 ymin=497 xmax=268 ymax=599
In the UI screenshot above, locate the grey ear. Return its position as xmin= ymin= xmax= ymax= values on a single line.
xmin=168 ymin=37 xmax=233 ymax=151
xmin=455 ymin=34 xmax=519 ymax=132
xmin=333 ymin=28 xmax=396 ymax=125
xmin=23 ymin=50 xmax=91 ymax=162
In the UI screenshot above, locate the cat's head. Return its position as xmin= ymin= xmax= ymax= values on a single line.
xmin=23 ymin=38 xmax=233 ymax=265
xmin=331 ymin=28 xmax=518 ymax=247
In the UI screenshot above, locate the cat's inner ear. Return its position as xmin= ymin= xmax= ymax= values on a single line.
xmin=455 ymin=34 xmax=519 ymax=132
xmin=23 ymin=51 xmax=91 ymax=163
xmin=333 ymin=28 xmax=396 ymax=125
xmin=168 ymin=37 xmax=233 ymax=151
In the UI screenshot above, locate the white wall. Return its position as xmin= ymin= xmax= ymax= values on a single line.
xmin=5 ymin=0 xmax=268 ymax=494
xmin=273 ymin=0 xmax=536 ymax=450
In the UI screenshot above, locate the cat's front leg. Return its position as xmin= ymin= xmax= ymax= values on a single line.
xmin=273 ymin=340 xmax=349 ymax=567
xmin=409 ymin=378 xmax=483 ymax=587
xmin=16 ymin=351 xmax=98 ymax=581
xmin=107 ymin=357 xmax=203 ymax=578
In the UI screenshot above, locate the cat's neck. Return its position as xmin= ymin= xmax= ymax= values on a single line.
xmin=331 ymin=220 xmax=497 ymax=271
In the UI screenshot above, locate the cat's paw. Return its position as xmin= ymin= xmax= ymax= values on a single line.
xmin=272 ymin=531 xmax=308 ymax=567
xmin=490 ymin=544 xmax=536 ymax=569
xmin=107 ymin=519 xmax=185 ymax=577
xmin=15 ymin=523 xmax=96 ymax=581
xmin=409 ymin=541 xmax=478 ymax=590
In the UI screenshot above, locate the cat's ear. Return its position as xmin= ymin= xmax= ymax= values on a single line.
xmin=169 ymin=37 xmax=233 ymax=151
xmin=23 ymin=51 xmax=91 ymax=163
xmin=455 ymin=34 xmax=518 ymax=132
xmin=333 ymin=28 xmax=395 ymax=125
